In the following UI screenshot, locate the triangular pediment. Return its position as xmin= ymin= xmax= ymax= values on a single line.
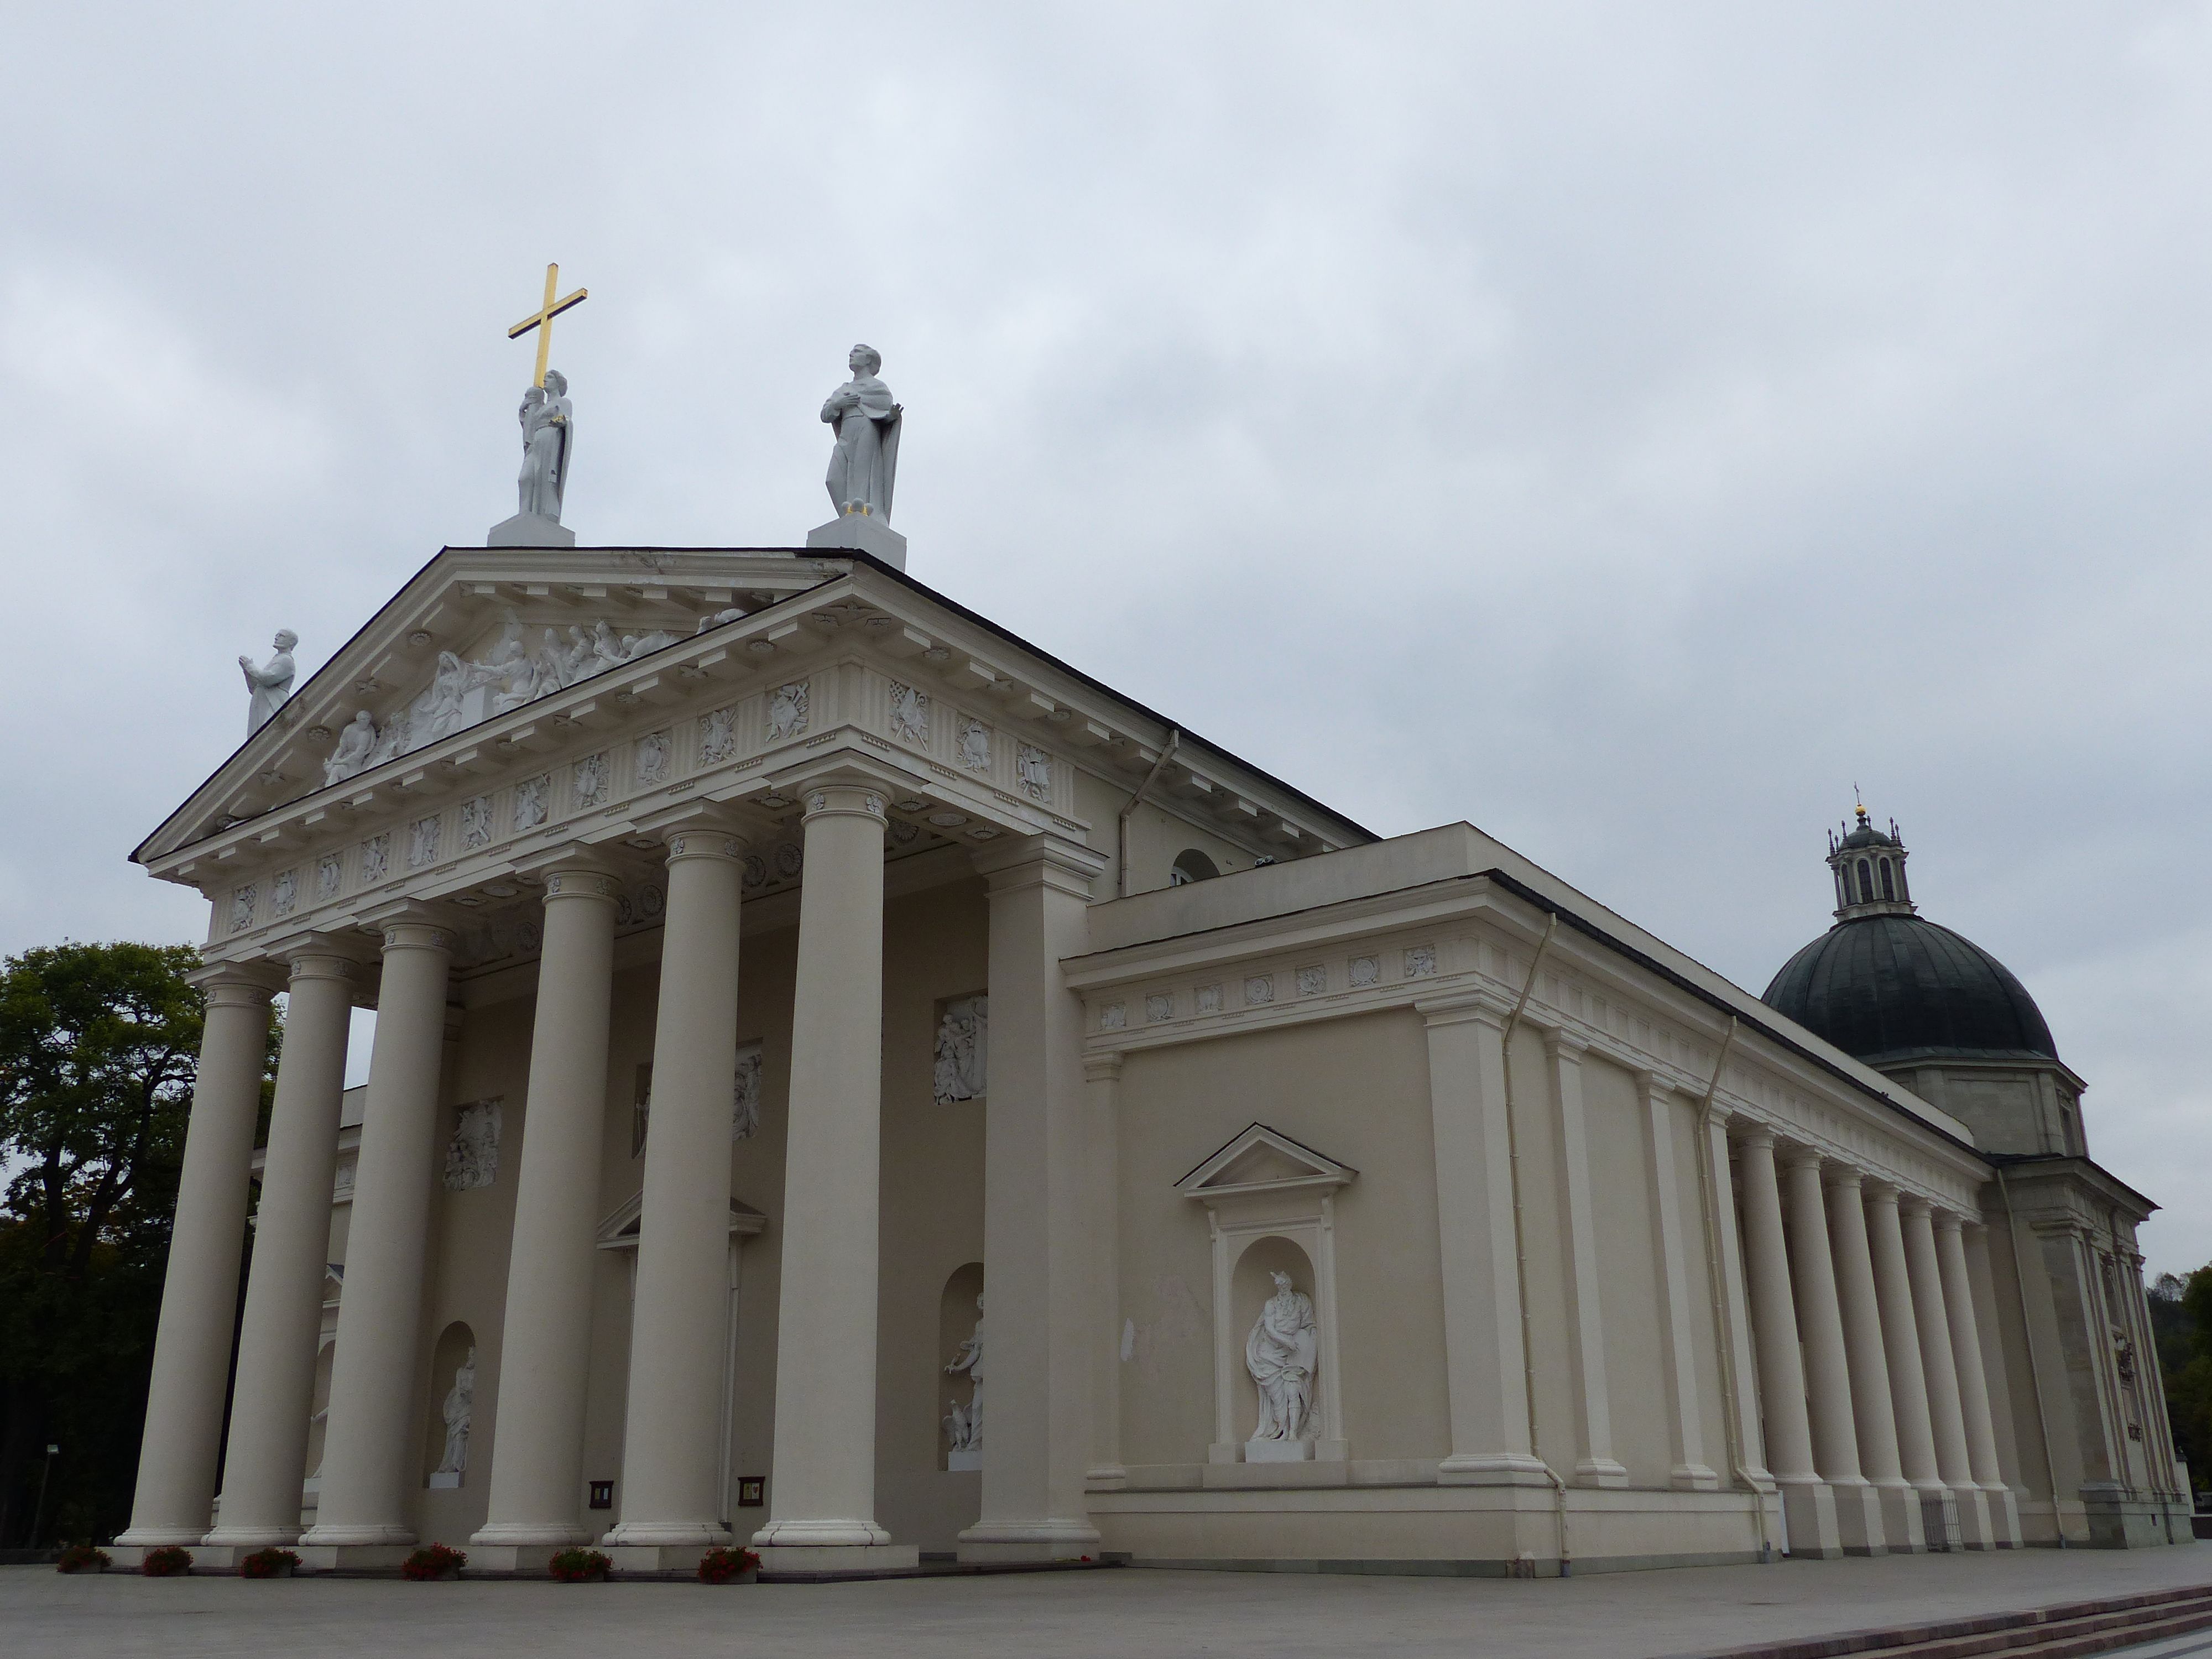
xmin=1175 ymin=1122 xmax=1357 ymax=1199
xmin=596 ymin=1189 xmax=768 ymax=1248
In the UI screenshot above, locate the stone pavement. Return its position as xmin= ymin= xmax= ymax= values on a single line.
xmin=2 ymin=1545 xmax=2208 ymax=1659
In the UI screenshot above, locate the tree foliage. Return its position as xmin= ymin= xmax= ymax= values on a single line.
xmin=2147 ymin=1266 xmax=2212 ymax=1498
xmin=0 ymin=942 xmax=273 ymax=1546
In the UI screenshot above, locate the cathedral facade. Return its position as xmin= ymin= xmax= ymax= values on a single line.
xmin=113 ymin=538 xmax=2188 ymax=1576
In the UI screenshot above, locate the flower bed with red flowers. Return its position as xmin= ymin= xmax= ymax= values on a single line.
xmin=238 ymin=1546 xmax=301 ymax=1579
xmin=400 ymin=1543 xmax=467 ymax=1582
xmin=140 ymin=1546 xmax=193 ymax=1577
xmin=55 ymin=1544 xmax=109 ymax=1574
xmin=548 ymin=1547 xmax=611 ymax=1583
xmin=696 ymin=1546 xmax=760 ymax=1584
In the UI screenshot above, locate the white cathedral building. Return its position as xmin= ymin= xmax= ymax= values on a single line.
xmin=108 ymin=342 xmax=2188 ymax=1578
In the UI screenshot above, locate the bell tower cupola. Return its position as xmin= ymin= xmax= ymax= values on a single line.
xmin=1827 ymin=803 xmax=1914 ymax=920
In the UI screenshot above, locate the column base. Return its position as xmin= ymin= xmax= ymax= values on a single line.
xmin=1830 ymin=1477 xmax=1888 ymax=1554
xmin=299 ymin=1523 xmax=415 ymax=1547
xmin=114 ymin=1526 xmax=210 ymax=1548
xmin=1952 ymin=1484 xmax=1992 ymax=1548
xmin=604 ymin=1544 xmax=731 ymax=1575
xmin=200 ymin=1527 xmax=299 ymax=1550
xmin=1874 ymin=1480 xmax=1928 ymax=1552
xmin=750 ymin=1517 xmax=890 ymax=1548
xmin=754 ymin=1542 xmax=920 ymax=1578
xmin=1778 ymin=1478 xmax=1843 ymax=1558
xmin=1574 ymin=1457 xmax=1631 ymax=1489
xmin=600 ymin=1520 xmax=732 ymax=1548
xmin=468 ymin=1520 xmax=591 ymax=1548
xmin=1986 ymin=1483 xmax=2023 ymax=1548
xmin=1436 ymin=1452 xmax=1559 ymax=1488
xmin=1669 ymin=1463 xmax=1723 ymax=1491
xmin=463 ymin=1544 xmax=565 ymax=1574
xmin=294 ymin=1544 xmax=414 ymax=1573
xmin=956 ymin=1520 xmax=1103 ymax=1563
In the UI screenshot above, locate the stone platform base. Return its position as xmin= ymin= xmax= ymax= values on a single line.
xmin=754 ymin=1542 xmax=920 ymax=1580
xmin=488 ymin=512 xmax=575 ymax=548
xmin=294 ymin=1544 xmax=415 ymax=1573
xmin=459 ymin=1543 xmax=565 ymax=1575
xmin=805 ymin=513 xmax=906 ymax=569
xmin=603 ymin=1545 xmax=732 ymax=1577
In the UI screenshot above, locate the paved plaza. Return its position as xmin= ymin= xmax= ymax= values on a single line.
xmin=3 ymin=1546 xmax=2208 ymax=1659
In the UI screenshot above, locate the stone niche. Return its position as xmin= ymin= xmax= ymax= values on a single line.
xmin=938 ymin=1261 xmax=984 ymax=1472
xmin=1174 ymin=1123 xmax=1355 ymax=1465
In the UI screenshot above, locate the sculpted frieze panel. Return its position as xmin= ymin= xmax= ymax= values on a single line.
xmin=408 ymin=815 xmax=441 ymax=869
xmin=514 ymin=774 xmax=549 ymax=831
xmin=572 ymin=753 xmax=609 ymax=810
xmin=461 ymin=795 xmax=493 ymax=850
xmin=361 ymin=833 xmax=390 ymax=885
xmin=271 ymin=868 xmax=298 ymax=919
xmin=700 ymin=705 xmax=738 ymax=764
xmin=316 ymin=853 xmax=342 ymax=902
xmin=769 ymin=680 xmax=810 ymax=742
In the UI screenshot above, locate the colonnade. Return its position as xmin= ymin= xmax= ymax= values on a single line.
xmin=120 ymin=776 xmax=1100 ymax=1572
xmin=1734 ymin=1129 xmax=2021 ymax=1556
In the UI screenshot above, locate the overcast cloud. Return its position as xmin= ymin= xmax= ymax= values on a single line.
xmin=3 ymin=4 xmax=2206 ymax=1273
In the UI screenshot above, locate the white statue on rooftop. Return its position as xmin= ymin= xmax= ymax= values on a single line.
xmin=323 ymin=710 xmax=375 ymax=785
xmin=1246 ymin=1270 xmax=1318 ymax=1443
xmin=517 ymin=371 xmax=573 ymax=524
xmin=239 ymin=629 xmax=298 ymax=736
xmin=822 ymin=345 xmax=901 ymax=520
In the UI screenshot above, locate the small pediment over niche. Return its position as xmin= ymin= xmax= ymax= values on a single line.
xmin=596 ymin=1191 xmax=768 ymax=1249
xmin=1174 ymin=1123 xmax=1357 ymax=1202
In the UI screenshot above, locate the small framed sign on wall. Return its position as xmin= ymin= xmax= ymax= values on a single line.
xmin=588 ymin=1480 xmax=614 ymax=1510
xmin=737 ymin=1477 xmax=765 ymax=1509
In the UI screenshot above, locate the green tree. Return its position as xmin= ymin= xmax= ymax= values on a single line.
xmin=2148 ymin=1266 xmax=2212 ymax=1501
xmin=0 ymin=942 xmax=269 ymax=1546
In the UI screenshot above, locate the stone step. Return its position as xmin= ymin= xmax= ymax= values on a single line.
xmin=1691 ymin=1583 xmax=2212 ymax=1659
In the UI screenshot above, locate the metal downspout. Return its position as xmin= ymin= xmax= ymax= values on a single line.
xmin=1116 ymin=729 xmax=1182 ymax=899
xmin=1499 ymin=913 xmax=1570 ymax=1574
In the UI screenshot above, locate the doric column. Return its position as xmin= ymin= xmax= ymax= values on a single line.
xmin=1784 ymin=1147 xmax=1884 ymax=1553
xmin=1083 ymin=1053 xmax=1126 ymax=1490
xmin=1737 ymin=1129 xmax=1838 ymax=1556
xmin=1699 ymin=1114 xmax=1772 ymax=1492
xmin=471 ymin=858 xmax=622 ymax=1555
xmin=1637 ymin=1076 xmax=1716 ymax=1490
xmin=752 ymin=785 xmax=912 ymax=1569
xmin=958 ymin=831 xmax=1108 ymax=1563
xmin=1938 ymin=1213 xmax=2021 ymax=1546
xmin=117 ymin=969 xmax=277 ymax=1547
xmin=1865 ymin=1184 xmax=1949 ymax=1545
xmin=205 ymin=948 xmax=358 ymax=1546
xmin=1547 ymin=1032 xmax=1625 ymax=1486
xmin=1901 ymin=1199 xmax=1991 ymax=1547
xmin=1829 ymin=1170 xmax=1923 ymax=1550
xmin=1418 ymin=995 xmax=1550 ymax=1486
xmin=302 ymin=920 xmax=455 ymax=1549
xmin=605 ymin=825 xmax=747 ymax=1554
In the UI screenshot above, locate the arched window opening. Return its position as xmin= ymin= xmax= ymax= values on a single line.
xmin=1171 ymin=849 xmax=1221 ymax=887
xmin=1857 ymin=859 xmax=1875 ymax=904
xmin=1879 ymin=859 xmax=1896 ymax=901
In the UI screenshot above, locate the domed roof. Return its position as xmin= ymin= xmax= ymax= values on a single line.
xmin=1762 ymin=914 xmax=2058 ymax=1067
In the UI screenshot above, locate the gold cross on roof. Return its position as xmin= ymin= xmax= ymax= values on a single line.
xmin=508 ymin=262 xmax=588 ymax=388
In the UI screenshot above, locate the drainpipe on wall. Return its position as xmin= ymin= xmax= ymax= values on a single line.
xmin=1499 ymin=911 xmax=1571 ymax=1574
xmin=1116 ymin=728 xmax=1181 ymax=899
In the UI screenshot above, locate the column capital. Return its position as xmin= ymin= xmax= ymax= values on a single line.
xmin=1631 ymin=1068 xmax=1678 ymax=1104
xmin=278 ymin=943 xmax=364 ymax=985
xmin=665 ymin=827 xmax=751 ymax=865
xmin=1822 ymin=1162 xmax=1866 ymax=1193
xmin=1932 ymin=1208 xmax=1969 ymax=1237
xmin=1734 ymin=1120 xmax=1778 ymax=1152
xmin=1082 ymin=1052 xmax=1124 ymax=1084
xmin=514 ymin=842 xmax=625 ymax=890
xmin=1897 ymin=1192 xmax=1935 ymax=1219
xmin=1542 ymin=1026 xmax=1590 ymax=1061
xmin=970 ymin=830 xmax=1106 ymax=895
xmin=1861 ymin=1178 xmax=1902 ymax=1207
xmin=1414 ymin=987 xmax=1512 ymax=1030
xmin=189 ymin=961 xmax=285 ymax=1003
xmin=356 ymin=899 xmax=463 ymax=954
xmin=800 ymin=784 xmax=890 ymax=826
xmin=1778 ymin=1141 xmax=1828 ymax=1175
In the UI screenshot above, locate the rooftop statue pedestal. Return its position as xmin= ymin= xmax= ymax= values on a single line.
xmin=488 ymin=512 xmax=577 ymax=549
xmin=806 ymin=510 xmax=906 ymax=570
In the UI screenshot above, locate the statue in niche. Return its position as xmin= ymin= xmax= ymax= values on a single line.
xmin=732 ymin=1042 xmax=763 ymax=1141
xmin=239 ymin=629 xmax=298 ymax=735
xmin=516 ymin=371 xmax=573 ymax=523
xmin=442 ymin=1099 xmax=501 ymax=1192
xmin=945 ymin=1293 xmax=984 ymax=1455
xmin=932 ymin=995 xmax=987 ymax=1104
xmin=821 ymin=344 xmax=901 ymax=520
xmin=1246 ymin=1271 xmax=1318 ymax=1443
xmin=432 ymin=1348 xmax=477 ymax=1480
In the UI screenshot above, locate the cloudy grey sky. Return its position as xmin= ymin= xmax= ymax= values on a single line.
xmin=3 ymin=5 xmax=2206 ymax=1272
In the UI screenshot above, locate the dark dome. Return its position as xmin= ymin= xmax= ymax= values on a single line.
xmin=1761 ymin=914 xmax=2057 ymax=1067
